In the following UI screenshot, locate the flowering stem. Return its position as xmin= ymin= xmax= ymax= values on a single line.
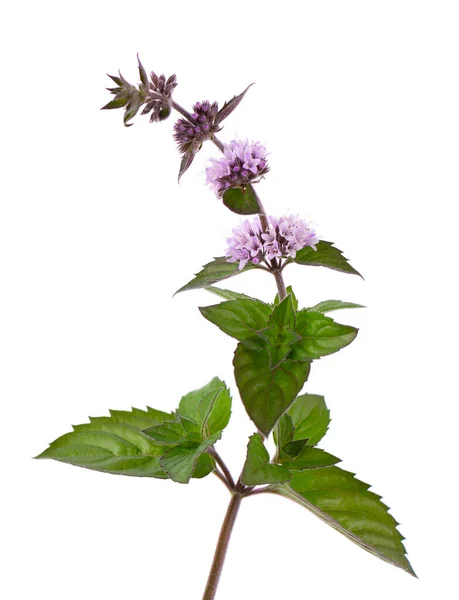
xmin=273 ymin=268 xmax=287 ymax=301
xmin=202 ymin=491 xmax=243 ymax=600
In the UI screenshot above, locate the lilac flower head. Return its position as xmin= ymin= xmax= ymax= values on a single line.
xmin=174 ymin=101 xmax=220 ymax=154
xmin=226 ymin=214 xmax=318 ymax=270
xmin=206 ymin=139 xmax=269 ymax=197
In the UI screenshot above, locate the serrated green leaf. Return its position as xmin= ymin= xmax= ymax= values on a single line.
xmin=222 ymin=185 xmax=259 ymax=215
xmin=177 ymin=377 xmax=231 ymax=435
xmin=273 ymin=466 xmax=415 ymax=576
xmin=206 ymin=286 xmax=257 ymax=302
xmin=241 ymin=434 xmax=291 ymax=486
xmin=233 ymin=343 xmax=311 ymax=436
xmin=274 ymin=286 xmax=298 ymax=310
xmin=294 ymin=240 xmax=362 ymax=278
xmin=200 ymin=299 xmax=271 ymax=346
xmin=279 ymin=446 xmax=340 ymax=470
xmin=268 ymin=293 xmax=296 ymax=330
xmin=105 ymin=406 xmax=174 ymax=430
xmin=199 ymin=388 xmax=232 ymax=439
xmin=37 ymin=416 xmax=169 ymax=478
xmin=306 ymin=299 xmax=365 ymax=313
xmin=286 ymin=393 xmax=330 ymax=445
xmin=143 ymin=419 xmax=189 ymax=445
xmin=160 ymin=433 xmax=221 ymax=483
xmin=290 ymin=311 xmax=358 ymax=360
xmin=176 ymin=257 xmax=256 ymax=294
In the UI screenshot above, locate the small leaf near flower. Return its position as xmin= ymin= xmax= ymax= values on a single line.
xmin=175 ymin=257 xmax=257 ymax=294
xmin=216 ymin=83 xmax=254 ymax=124
xmin=294 ymin=240 xmax=362 ymax=278
xmin=241 ymin=433 xmax=290 ymax=486
xmin=222 ymin=186 xmax=259 ymax=215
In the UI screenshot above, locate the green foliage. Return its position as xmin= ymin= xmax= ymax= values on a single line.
xmin=233 ymin=342 xmax=311 ymax=436
xmin=206 ymin=286 xmax=257 ymax=302
xmin=272 ymin=467 xmax=415 ymax=576
xmin=176 ymin=257 xmax=255 ymax=294
xmin=160 ymin=434 xmax=221 ymax=483
xmin=222 ymin=185 xmax=259 ymax=215
xmin=294 ymin=240 xmax=362 ymax=277
xmin=199 ymin=292 xmax=357 ymax=435
xmin=176 ymin=377 xmax=232 ymax=439
xmin=38 ymin=378 xmax=232 ymax=484
xmin=306 ymin=299 xmax=365 ymax=313
xmin=200 ymin=299 xmax=272 ymax=347
xmin=279 ymin=447 xmax=340 ymax=470
xmin=241 ymin=434 xmax=290 ymax=486
xmin=289 ymin=310 xmax=357 ymax=361
xmin=284 ymin=393 xmax=331 ymax=445
xmin=36 ymin=407 xmax=174 ymax=478
xmin=273 ymin=286 xmax=298 ymax=310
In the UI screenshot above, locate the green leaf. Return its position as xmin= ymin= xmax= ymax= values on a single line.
xmin=143 ymin=419 xmax=190 ymax=445
xmin=160 ymin=433 xmax=221 ymax=484
xmin=294 ymin=240 xmax=362 ymax=278
xmin=137 ymin=54 xmax=148 ymax=88
xmin=101 ymin=97 xmax=128 ymax=110
xmin=241 ymin=434 xmax=291 ymax=486
xmin=286 ymin=393 xmax=330 ymax=445
xmin=233 ymin=342 xmax=311 ymax=436
xmin=176 ymin=257 xmax=255 ymax=294
xmin=268 ymin=293 xmax=296 ymax=330
xmin=306 ymin=299 xmax=365 ymax=313
xmin=206 ymin=286 xmax=257 ymax=302
xmin=274 ymin=286 xmax=298 ymax=310
xmin=177 ymin=377 xmax=232 ymax=437
xmin=273 ymin=466 xmax=415 ymax=576
xmin=289 ymin=311 xmax=358 ymax=361
xmin=200 ymin=299 xmax=271 ymax=346
xmin=222 ymin=185 xmax=259 ymax=215
xmin=279 ymin=446 xmax=341 ymax=470
xmin=36 ymin=408 xmax=174 ymax=477
xmin=193 ymin=453 xmax=216 ymax=478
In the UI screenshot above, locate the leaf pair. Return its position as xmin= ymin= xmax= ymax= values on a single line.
xmin=176 ymin=239 xmax=362 ymax=295
xmin=200 ymin=293 xmax=357 ymax=435
xmin=37 ymin=378 xmax=232 ymax=484
xmin=240 ymin=394 xmax=415 ymax=576
xmin=241 ymin=393 xmax=337 ymax=487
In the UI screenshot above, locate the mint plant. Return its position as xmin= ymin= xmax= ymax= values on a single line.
xmin=37 ymin=56 xmax=415 ymax=599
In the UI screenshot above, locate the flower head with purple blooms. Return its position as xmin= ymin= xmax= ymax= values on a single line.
xmin=173 ymin=101 xmax=221 ymax=154
xmin=226 ymin=214 xmax=318 ymax=270
xmin=206 ymin=139 xmax=269 ymax=197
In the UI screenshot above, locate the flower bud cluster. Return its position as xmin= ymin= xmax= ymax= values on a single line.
xmin=173 ymin=101 xmax=220 ymax=154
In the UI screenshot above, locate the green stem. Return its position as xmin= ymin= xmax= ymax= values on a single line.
xmin=202 ymin=492 xmax=243 ymax=600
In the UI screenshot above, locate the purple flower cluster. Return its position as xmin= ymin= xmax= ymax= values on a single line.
xmin=226 ymin=215 xmax=318 ymax=270
xmin=173 ymin=101 xmax=220 ymax=154
xmin=206 ymin=139 xmax=269 ymax=197
xmin=142 ymin=71 xmax=178 ymax=122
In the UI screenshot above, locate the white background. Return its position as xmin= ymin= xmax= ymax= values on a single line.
xmin=1 ymin=1 xmax=458 ymax=598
